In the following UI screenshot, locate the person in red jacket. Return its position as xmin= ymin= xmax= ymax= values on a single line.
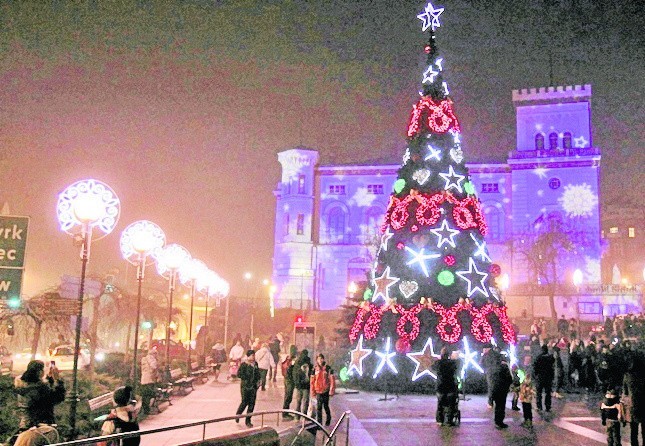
xmin=310 ymin=353 xmax=336 ymax=427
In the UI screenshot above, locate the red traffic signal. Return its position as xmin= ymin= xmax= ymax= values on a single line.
xmin=295 ymin=315 xmax=304 ymax=324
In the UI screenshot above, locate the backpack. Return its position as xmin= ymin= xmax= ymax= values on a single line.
xmin=281 ymin=357 xmax=292 ymax=378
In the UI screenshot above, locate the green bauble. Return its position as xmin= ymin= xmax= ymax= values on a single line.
xmin=437 ymin=270 xmax=455 ymax=286
xmin=393 ymin=179 xmax=406 ymax=194
xmin=464 ymin=181 xmax=475 ymax=195
xmin=339 ymin=366 xmax=349 ymax=382
xmin=363 ymin=289 xmax=373 ymax=301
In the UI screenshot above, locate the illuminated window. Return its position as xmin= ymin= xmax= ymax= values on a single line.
xmin=283 ymin=214 xmax=290 ymax=235
xmin=535 ymin=133 xmax=545 ymax=150
xmin=481 ymin=183 xmax=499 ymax=193
xmin=548 ymin=178 xmax=561 ymax=189
xmin=298 ymin=175 xmax=306 ymax=194
xmin=367 ymin=184 xmax=384 ymax=194
xmin=628 ymin=227 xmax=635 ymax=237
xmin=296 ymin=214 xmax=304 ymax=235
xmin=328 ymin=185 xmax=346 ymax=195
xmin=609 ymin=227 xmax=618 ymax=234
xmin=549 ymin=132 xmax=558 ymax=150
xmin=563 ymin=132 xmax=572 ymax=149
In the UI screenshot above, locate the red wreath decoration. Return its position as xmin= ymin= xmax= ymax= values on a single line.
xmin=407 ymin=97 xmax=461 ymax=138
xmin=433 ymin=303 xmax=462 ymax=343
xmin=349 ymin=303 xmax=373 ymax=343
xmin=469 ymin=303 xmax=494 ymax=344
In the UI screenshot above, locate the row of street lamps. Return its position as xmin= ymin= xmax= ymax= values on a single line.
xmin=56 ymin=179 xmax=229 ymax=437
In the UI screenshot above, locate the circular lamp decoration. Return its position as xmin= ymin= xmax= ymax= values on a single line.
xmin=573 ymin=269 xmax=583 ymax=288
xmin=179 ymin=258 xmax=209 ymax=289
xmin=56 ymin=179 xmax=120 ymax=239
xmin=206 ymin=270 xmax=230 ymax=300
xmin=156 ymin=244 xmax=191 ymax=278
xmin=120 ymin=220 xmax=166 ymax=263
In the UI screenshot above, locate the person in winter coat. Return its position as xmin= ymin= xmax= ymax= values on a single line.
xmin=623 ymin=350 xmax=645 ymax=446
xmin=255 ymin=342 xmax=276 ymax=391
xmin=310 ymin=353 xmax=336 ymax=426
xmin=533 ymin=344 xmax=555 ymax=412
xmin=236 ymin=350 xmax=262 ymax=428
xmin=601 ymin=388 xmax=624 ymax=446
xmin=510 ymin=364 xmax=522 ymax=411
xmin=228 ymin=340 xmax=245 ymax=379
xmin=140 ymin=347 xmax=160 ymax=414
xmin=269 ymin=338 xmax=281 ymax=382
xmin=14 ymin=360 xmax=65 ymax=428
xmin=99 ymin=385 xmax=140 ymax=446
xmin=211 ymin=342 xmax=227 ymax=381
xmin=481 ymin=345 xmax=501 ymax=408
xmin=292 ymin=349 xmax=313 ymax=420
xmin=553 ymin=346 xmax=565 ymax=399
xmin=490 ymin=356 xmax=513 ymax=429
xmin=281 ymin=353 xmax=297 ymax=420
xmin=435 ymin=347 xmax=458 ymax=426
xmin=519 ymin=373 xmax=536 ymax=428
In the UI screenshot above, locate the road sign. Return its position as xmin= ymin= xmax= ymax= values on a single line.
xmin=0 ymin=267 xmax=23 ymax=301
xmin=0 ymin=216 xmax=29 ymax=268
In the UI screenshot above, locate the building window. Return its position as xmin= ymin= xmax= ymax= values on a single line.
xmin=283 ymin=214 xmax=290 ymax=236
xmin=327 ymin=206 xmax=347 ymax=243
xmin=578 ymin=302 xmax=602 ymax=315
xmin=548 ymin=178 xmax=561 ymax=189
xmin=535 ymin=133 xmax=545 ymax=150
xmin=367 ymin=184 xmax=384 ymax=195
xmin=548 ymin=132 xmax=558 ymax=150
xmin=328 ymin=185 xmax=346 ymax=195
xmin=563 ymin=132 xmax=572 ymax=149
xmin=609 ymin=227 xmax=618 ymax=234
xmin=296 ymin=214 xmax=304 ymax=235
xmin=628 ymin=227 xmax=635 ymax=238
xmin=298 ymin=175 xmax=306 ymax=194
xmin=366 ymin=206 xmax=384 ymax=236
xmin=485 ymin=207 xmax=503 ymax=241
xmin=481 ymin=183 xmax=499 ymax=193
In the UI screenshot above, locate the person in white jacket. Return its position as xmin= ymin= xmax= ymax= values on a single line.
xmin=228 ymin=341 xmax=245 ymax=379
xmin=254 ymin=342 xmax=275 ymax=391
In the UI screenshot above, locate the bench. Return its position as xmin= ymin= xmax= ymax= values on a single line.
xmin=151 ymin=382 xmax=173 ymax=412
xmin=170 ymin=367 xmax=194 ymax=395
xmin=88 ymin=392 xmax=114 ymax=433
xmin=190 ymin=361 xmax=210 ymax=384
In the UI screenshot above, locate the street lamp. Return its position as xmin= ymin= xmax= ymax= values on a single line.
xmin=56 ymin=179 xmax=120 ymax=437
xmin=573 ymin=269 xmax=583 ymax=289
xmin=347 ymin=281 xmax=358 ymax=300
xmin=498 ymin=273 xmax=510 ymax=292
xmin=120 ymin=220 xmax=166 ymax=394
xmin=244 ymin=272 xmax=254 ymax=338
xmin=179 ymin=258 xmax=208 ymax=372
xmin=156 ymin=244 xmax=191 ymax=377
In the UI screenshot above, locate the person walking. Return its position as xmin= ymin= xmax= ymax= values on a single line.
xmin=140 ymin=347 xmax=160 ymax=415
xmin=623 ymin=350 xmax=645 ymax=446
xmin=435 ymin=347 xmax=458 ymax=426
xmin=281 ymin=352 xmax=297 ymax=420
xmin=601 ymin=388 xmax=624 ymax=446
xmin=255 ymin=342 xmax=275 ymax=391
xmin=519 ymin=373 xmax=536 ymax=428
xmin=310 ymin=353 xmax=336 ymax=427
xmin=533 ymin=344 xmax=555 ymax=412
xmin=490 ymin=356 xmax=513 ymax=429
xmin=481 ymin=345 xmax=500 ymax=408
xmin=269 ymin=337 xmax=281 ymax=382
xmin=292 ymin=349 xmax=313 ymax=420
xmin=99 ymin=385 xmax=140 ymax=446
xmin=236 ymin=350 xmax=261 ymax=428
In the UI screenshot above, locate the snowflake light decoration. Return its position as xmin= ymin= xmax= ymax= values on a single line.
xmin=558 ymin=183 xmax=598 ymax=217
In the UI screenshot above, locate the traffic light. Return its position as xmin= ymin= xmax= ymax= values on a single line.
xmin=7 ymin=296 xmax=21 ymax=310
xmin=295 ymin=315 xmax=304 ymax=324
xmin=141 ymin=321 xmax=153 ymax=330
xmin=7 ymin=320 xmax=14 ymax=336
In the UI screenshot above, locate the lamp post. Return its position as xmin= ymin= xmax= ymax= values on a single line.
xmin=179 ymin=258 xmax=208 ymax=372
xmin=244 ymin=272 xmax=253 ymax=339
xmin=347 ymin=281 xmax=358 ymax=305
xmin=573 ymin=268 xmax=583 ymax=325
xmin=56 ymin=179 xmax=120 ymax=438
xmin=156 ymin=244 xmax=190 ymax=378
xmin=120 ymin=220 xmax=166 ymax=394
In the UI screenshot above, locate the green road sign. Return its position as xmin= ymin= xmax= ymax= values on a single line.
xmin=0 ymin=267 xmax=23 ymax=301
xmin=0 ymin=216 xmax=29 ymax=268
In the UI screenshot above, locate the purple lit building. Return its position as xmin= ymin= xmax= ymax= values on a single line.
xmin=271 ymin=85 xmax=640 ymax=320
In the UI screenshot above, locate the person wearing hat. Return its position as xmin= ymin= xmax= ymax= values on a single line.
xmin=236 ymin=350 xmax=261 ymax=428
xmin=310 ymin=353 xmax=336 ymax=427
xmin=601 ymin=388 xmax=624 ymax=446
xmin=292 ymin=349 xmax=313 ymax=420
xmin=99 ymin=386 xmax=140 ymax=446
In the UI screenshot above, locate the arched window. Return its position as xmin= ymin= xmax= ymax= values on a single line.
xmin=563 ymin=132 xmax=572 ymax=149
xmin=366 ymin=206 xmax=385 ymax=236
xmin=535 ymin=133 xmax=545 ymax=150
xmin=549 ymin=132 xmax=558 ymax=150
xmin=327 ymin=206 xmax=347 ymax=243
xmin=483 ymin=204 xmax=504 ymax=241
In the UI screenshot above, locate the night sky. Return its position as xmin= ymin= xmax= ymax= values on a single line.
xmin=0 ymin=0 xmax=643 ymax=297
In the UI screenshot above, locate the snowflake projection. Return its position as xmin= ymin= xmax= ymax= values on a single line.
xmin=558 ymin=183 xmax=598 ymax=217
xmin=349 ymin=187 xmax=378 ymax=207
xmin=585 ymin=257 xmax=601 ymax=283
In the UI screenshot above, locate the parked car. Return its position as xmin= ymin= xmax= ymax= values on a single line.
xmin=149 ymin=339 xmax=188 ymax=359
xmin=0 ymin=346 xmax=13 ymax=374
xmin=46 ymin=344 xmax=90 ymax=371
xmin=12 ymin=348 xmax=44 ymax=372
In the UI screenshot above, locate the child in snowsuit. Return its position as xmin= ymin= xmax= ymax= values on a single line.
xmin=600 ymin=388 xmax=624 ymax=446
xmin=519 ymin=373 xmax=536 ymax=428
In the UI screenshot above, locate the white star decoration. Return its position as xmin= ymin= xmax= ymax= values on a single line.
xmin=417 ymin=2 xmax=445 ymax=32
xmin=425 ymin=144 xmax=442 ymax=161
xmin=459 ymin=337 xmax=484 ymax=379
xmin=405 ymin=246 xmax=441 ymax=277
xmin=438 ymin=165 xmax=465 ymax=193
xmin=407 ymin=337 xmax=440 ymax=381
xmin=491 ymin=337 xmax=519 ymax=368
xmin=403 ymin=147 xmax=411 ymax=164
xmin=435 ymin=58 xmax=443 ymax=71
xmin=456 ymin=257 xmax=490 ymax=298
xmin=381 ymin=226 xmax=394 ymax=252
xmin=431 ymin=219 xmax=460 ymax=248
xmin=348 ymin=335 xmax=372 ymax=377
xmin=372 ymin=266 xmax=400 ymax=302
xmin=373 ymin=337 xmax=398 ymax=378
xmin=442 ymin=81 xmax=450 ymax=95
xmin=469 ymin=233 xmax=492 ymax=262
xmin=423 ymin=64 xmax=439 ymax=84
xmin=573 ymin=135 xmax=588 ymax=148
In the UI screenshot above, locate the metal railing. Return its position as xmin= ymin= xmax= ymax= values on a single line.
xmin=48 ymin=409 xmax=352 ymax=446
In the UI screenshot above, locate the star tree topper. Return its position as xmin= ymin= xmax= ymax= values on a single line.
xmin=407 ymin=337 xmax=440 ymax=381
xmin=417 ymin=2 xmax=444 ymax=32
xmin=348 ymin=335 xmax=373 ymax=377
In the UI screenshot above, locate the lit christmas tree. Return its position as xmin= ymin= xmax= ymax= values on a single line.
xmin=347 ymin=2 xmax=516 ymax=392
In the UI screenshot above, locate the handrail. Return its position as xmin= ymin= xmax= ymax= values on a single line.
xmin=48 ymin=409 xmax=332 ymax=446
xmin=324 ymin=410 xmax=351 ymax=446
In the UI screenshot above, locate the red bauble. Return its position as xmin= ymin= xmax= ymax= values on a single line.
xmin=444 ymin=255 xmax=456 ymax=266
xmin=424 ymin=44 xmax=432 ymax=54
xmin=490 ymin=264 xmax=502 ymax=277
xmin=395 ymin=337 xmax=411 ymax=354
xmin=396 ymin=242 xmax=405 ymax=250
